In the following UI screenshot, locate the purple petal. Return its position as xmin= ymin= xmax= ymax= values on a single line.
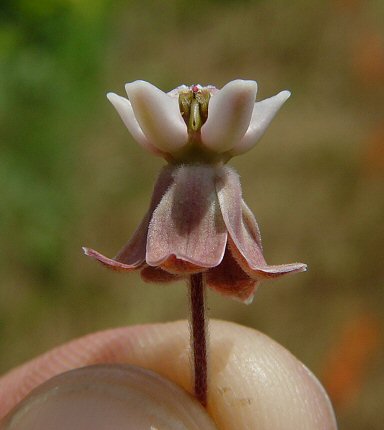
xmin=242 ymin=200 xmax=263 ymax=250
xmin=83 ymin=166 xmax=174 ymax=270
xmin=201 ymin=80 xmax=257 ymax=153
xmin=216 ymin=165 xmax=307 ymax=279
xmin=216 ymin=166 xmax=265 ymax=264
xmin=115 ymin=166 xmax=175 ymax=266
xmin=146 ymin=165 xmax=227 ymax=273
xmin=206 ymin=246 xmax=259 ymax=303
xmin=228 ymin=237 xmax=307 ymax=279
xmin=82 ymin=247 xmax=141 ymax=272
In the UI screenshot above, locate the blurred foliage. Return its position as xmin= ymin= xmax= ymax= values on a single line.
xmin=1 ymin=0 xmax=384 ymax=428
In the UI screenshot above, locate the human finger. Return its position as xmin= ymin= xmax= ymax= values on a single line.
xmin=0 ymin=320 xmax=337 ymax=429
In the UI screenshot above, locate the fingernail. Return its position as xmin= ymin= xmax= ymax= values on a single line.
xmin=0 ymin=365 xmax=218 ymax=430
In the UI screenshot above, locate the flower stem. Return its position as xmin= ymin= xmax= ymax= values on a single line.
xmin=189 ymin=273 xmax=208 ymax=407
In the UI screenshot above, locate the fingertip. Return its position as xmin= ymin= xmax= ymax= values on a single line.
xmin=0 ymin=365 xmax=218 ymax=430
xmin=207 ymin=321 xmax=337 ymax=429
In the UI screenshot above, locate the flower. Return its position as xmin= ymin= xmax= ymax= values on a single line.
xmin=83 ymin=80 xmax=306 ymax=303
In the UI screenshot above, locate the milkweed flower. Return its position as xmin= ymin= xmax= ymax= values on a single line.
xmin=83 ymin=80 xmax=306 ymax=304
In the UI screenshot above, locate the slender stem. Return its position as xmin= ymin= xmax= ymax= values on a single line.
xmin=189 ymin=272 xmax=208 ymax=407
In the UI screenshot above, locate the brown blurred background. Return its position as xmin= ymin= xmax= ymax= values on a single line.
xmin=1 ymin=0 xmax=383 ymax=427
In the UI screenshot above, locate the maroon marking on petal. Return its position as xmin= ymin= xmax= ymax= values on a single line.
xmin=141 ymin=265 xmax=183 ymax=283
xmin=83 ymin=247 xmax=142 ymax=272
xmin=206 ymin=245 xmax=258 ymax=303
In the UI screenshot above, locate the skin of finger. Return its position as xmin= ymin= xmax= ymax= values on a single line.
xmin=0 ymin=320 xmax=337 ymax=429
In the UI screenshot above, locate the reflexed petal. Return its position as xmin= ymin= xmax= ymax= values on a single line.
xmin=242 ymin=200 xmax=263 ymax=250
xmin=229 ymin=237 xmax=307 ymax=279
xmin=146 ymin=165 xmax=227 ymax=273
xmin=216 ymin=166 xmax=267 ymax=268
xmin=201 ymin=80 xmax=257 ymax=152
xmin=83 ymin=166 xmax=174 ymax=271
xmin=206 ymin=246 xmax=259 ymax=303
xmin=82 ymin=247 xmax=141 ymax=272
xmin=230 ymin=90 xmax=291 ymax=156
xmin=107 ymin=93 xmax=162 ymax=155
xmin=125 ymin=80 xmax=188 ymax=153
xmin=111 ymin=213 xmax=149 ymax=267
xmin=115 ymin=166 xmax=175 ymax=265
xmin=253 ymin=263 xmax=307 ymax=276
xmin=216 ymin=165 xmax=307 ymax=279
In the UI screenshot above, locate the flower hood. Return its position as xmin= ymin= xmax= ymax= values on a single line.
xmin=107 ymin=79 xmax=290 ymax=163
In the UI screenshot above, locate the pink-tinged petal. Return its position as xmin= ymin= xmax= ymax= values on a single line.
xmin=216 ymin=165 xmax=266 ymax=264
xmin=112 ymin=214 xmax=150 ymax=266
xmin=115 ymin=166 xmax=175 ymax=265
xmin=254 ymin=263 xmax=307 ymax=277
xmin=230 ymin=90 xmax=291 ymax=156
xmin=82 ymin=247 xmax=141 ymax=272
xmin=242 ymin=200 xmax=263 ymax=250
xmin=125 ymin=80 xmax=188 ymax=153
xmin=140 ymin=265 xmax=182 ymax=283
xmin=206 ymin=246 xmax=259 ymax=304
xmin=107 ymin=93 xmax=162 ymax=156
xmin=146 ymin=165 xmax=227 ymax=273
xmin=83 ymin=166 xmax=174 ymax=271
xmin=216 ymin=165 xmax=307 ymax=279
xmin=228 ymin=237 xmax=307 ymax=279
xmin=201 ymin=80 xmax=257 ymax=153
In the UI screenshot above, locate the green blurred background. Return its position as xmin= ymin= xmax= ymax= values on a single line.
xmin=1 ymin=0 xmax=383 ymax=427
